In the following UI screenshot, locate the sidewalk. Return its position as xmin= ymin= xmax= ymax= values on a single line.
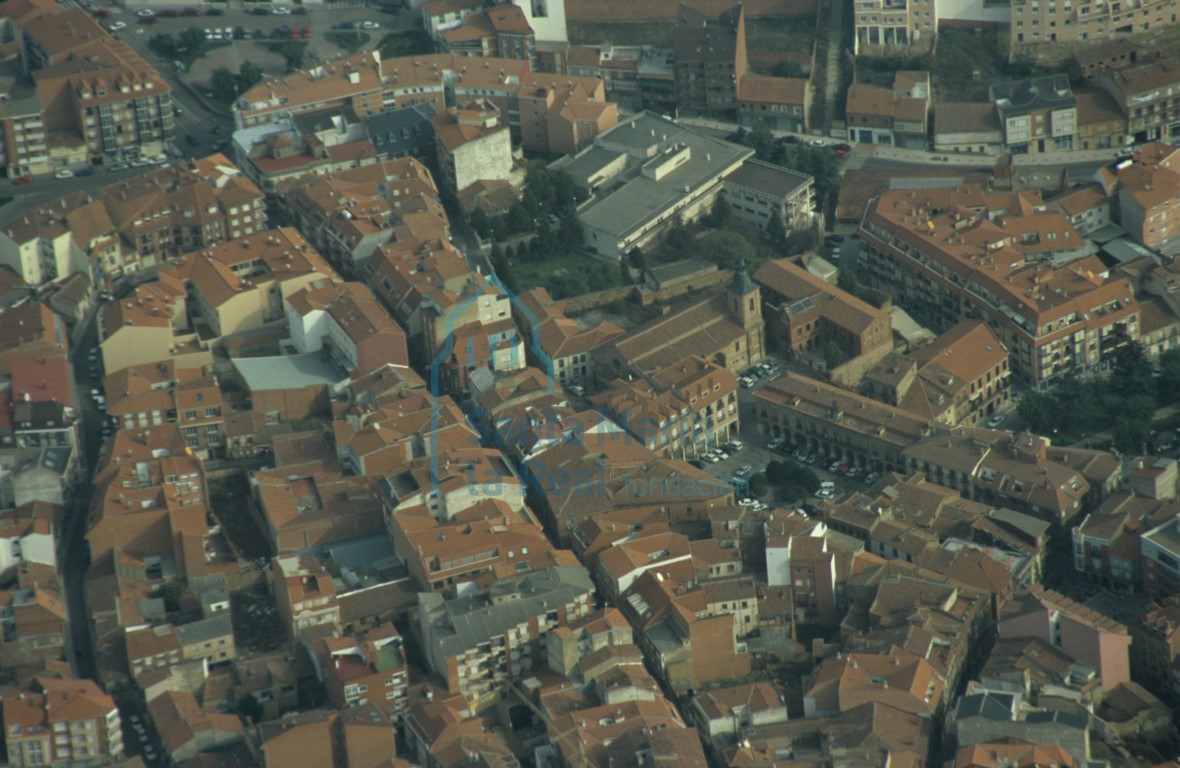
xmin=677 ymin=116 xmax=1125 ymax=170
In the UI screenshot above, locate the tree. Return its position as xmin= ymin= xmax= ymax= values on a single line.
xmin=557 ymin=206 xmax=582 ymax=248
xmin=837 ymin=267 xmax=858 ymax=295
xmin=764 ymin=212 xmax=786 ymax=247
xmin=823 ymin=340 xmax=844 ymax=371
xmin=701 ymin=230 xmax=754 ymax=270
xmin=149 ymin=33 xmax=178 ymax=60
xmin=784 ymin=228 xmax=817 ymax=256
xmin=153 ymin=581 xmax=185 ymax=613
xmin=237 ymin=61 xmax=264 ymax=92
xmin=748 ymin=472 xmax=770 ymax=499
xmin=666 ymin=219 xmax=694 ymax=252
xmin=628 ymin=247 xmax=647 ymax=272
xmin=178 ymin=25 xmax=206 ymax=51
xmin=470 ymin=207 xmax=491 ymax=239
xmin=748 ymin=121 xmax=775 ymax=161
xmin=620 ymin=259 xmax=632 ymax=284
xmin=706 ymin=196 xmax=732 ymax=229
xmin=1112 ymin=416 xmax=1150 ymax=455
xmin=1157 ymin=348 xmax=1180 ymax=404
xmin=505 ymin=204 xmax=531 ymax=234
xmin=1111 ymin=334 xmax=1154 ymax=401
xmin=1016 ymin=389 xmax=1058 ymax=434
xmin=237 ymin=695 xmax=263 ymax=725
xmin=210 ymin=67 xmax=238 ymax=104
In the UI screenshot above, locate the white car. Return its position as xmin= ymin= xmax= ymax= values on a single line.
xmin=986 ymin=414 xmax=1005 ymax=428
xmin=53 ymin=169 xmax=74 ymax=179
xmin=272 ymin=5 xmax=291 ymax=13
xmin=361 ymin=20 xmax=380 ymax=28
xmin=108 ymin=20 xmax=126 ymax=31
xmin=737 ymin=497 xmax=756 ymax=506
xmin=816 ymin=488 xmax=835 ymax=500
xmin=739 ymin=377 xmax=755 ymax=388
xmin=705 ymin=454 xmax=721 ymax=464
xmin=136 ymin=8 xmax=154 ymax=16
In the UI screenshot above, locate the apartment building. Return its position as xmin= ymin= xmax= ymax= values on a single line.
xmin=0 ymin=304 xmax=66 ymax=377
xmin=1095 ymin=58 xmax=1180 ymax=144
xmin=754 ymin=373 xmax=934 ymax=474
xmin=737 ymin=74 xmax=810 ymax=132
xmin=990 ymin=75 xmax=1078 ymax=154
xmin=1142 ymin=515 xmax=1180 ymax=600
xmin=754 ymin=257 xmax=893 ymax=362
xmin=0 ymin=500 xmax=57 ymax=587
xmin=321 ymin=628 xmax=409 ymax=721
xmin=853 ymin=0 xmax=934 ymax=52
xmin=1011 ymin=0 xmax=1180 ymax=48
xmin=1102 ymin=142 xmax=1180 ymax=251
xmin=885 ymin=319 xmax=1012 ymax=426
xmin=515 ymin=286 xmax=624 ymax=385
xmin=722 ymin=160 xmax=816 ymax=231
xmin=552 ymin=111 xmax=754 ymax=259
xmin=0 ymin=678 xmax=123 ymax=768
xmin=18 ymin=8 xmax=173 ymax=171
xmin=255 ymin=706 xmax=398 ymax=768
xmin=672 ymin=4 xmax=747 ymax=118
xmin=0 ymin=586 xmax=67 ymax=681
xmin=439 ymin=5 xmax=536 ymax=64
xmin=0 ymin=155 xmax=264 ymax=286
xmin=181 ymin=227 xmax=337 ymax=340
xmin=417 ymin=565 xmax=595 ymax=711
xmin=1071 ymin=491 xmax=1176 ymax=591
xmin=286 ymin=280 xmax=410 ymax=378
xmin=430 ymin=100 xmax=513 ymax=197
xmin=904 ymin=429 xmax=1093 ymax=523
xmin=591 ymin=354 xmax=740 ymax=459
xmin=281 ymin=157 xmax=443 ymax=275
xmin=516 ymin=76 xmax=618 ymax=156
xmin=859 ymin=185 xmax=1139 ymax=387
xmin=998 ymin=585 xmax=1131 ymax=688
xmin=845 ymin=71 xmax=931 ymax=149
xmin=1130 ymin=596 xmax=1180 ymax=701
xmin=273 ymin=554 xmax=341 ymax=640
xmin=804 ymin=651 xmax=946 ymax=717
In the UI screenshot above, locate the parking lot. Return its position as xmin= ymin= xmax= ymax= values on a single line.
xmin=681 ymin=355 xmax=875 ymax=510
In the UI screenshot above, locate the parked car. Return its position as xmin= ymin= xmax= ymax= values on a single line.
xmin=836 ymin=463 xmax=850 ymax=476
xmin=862 ymin=472 xmax=878 ymax=485
xmin=361 ymin=19 xmax=380 ymax=28
xmin=93 ymin=7 xmax=111 ymax=16
xmin=734 ymin=464 xmax=753 ymax=478
xmin=986 ymin=414 xmax=1005 ymax=428
xmin=705 ymin=453 xmax=721 ymax=464
xmin=135 ymin=8 xmax=154 ymax=17
xmin=292 ymin=5 xmax=308 ymax=13
xmin=11 ymin=175 xmax=31 ymax=185
xmin=726 ymin=439 xmax=743 ymax=451
xmin=107 ymin=20 xmax=126 ymax=30
xmin=816 ymin=488 xmax=834 ymax=500
xmin=53 ymin=169 xmax=74 ymax=179
xmin=252 ymin=27 xmax=265 ymax=38
xmin=567 ymin=384 xmax=585 ymax=397
xmin=739 ymin=377 xmax=755 ymax=388
xmin=339 ymin=20 xmax=356 ymax=28
xmin=182 ymin=6 xmax=201 ymax=14
xmin=77 ymin=167 xmax=96 ymax=176
xmin=272 ymin=5 xmax=291 ymax=13
xmin=251 ymin=6 xmax=270 ymax=13
xmin=205 ymin=7 xmax=225 ymax=14
xmin=845 ymin=466 xmax=859 ymax=479
xmin=158 ymin=8 xmax=179 ymax=16
xmin=828 ymin=460 xmax=842 ymax=473
xmin=768 ymin=437 xmax=785 ymax=451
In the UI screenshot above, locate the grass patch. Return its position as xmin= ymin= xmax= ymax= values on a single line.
xmin=232 ymin=584 xmax=286 ymax=653
xmin=149 ymin=29 xmax=231 ymax=71
xmin=568 ymin=20 xmax=673 ymax=47
xmin=746 ymin=17 xmax=814 ymax=56
xmin=207 ymin=474 xmax=270 ymax=562
xmin=509 ymin=251 xmax=626 ymax=297
xmin=377 ymin=30 xmax=431 ymax=58
xmin=325 ymin=29 xmax=371 ymax=52
xmin=932 ymin=27 xmax=1058 ymax=102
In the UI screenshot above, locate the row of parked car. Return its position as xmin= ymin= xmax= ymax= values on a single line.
xmin=739 ymin=360 xmax=780 ymax=388
xmin=690 ymin=439 xmax=745 ymax=467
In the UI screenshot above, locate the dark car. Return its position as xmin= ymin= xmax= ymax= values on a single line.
xmin=233 ymin=26 xmax=246 ymax=38
xmin=182 ymin=6 xmax=200 ymax=14
xmin=76 ymin=167 xmax=97 ymax=176
xmin=292 ymin=5 xmax=308 ymax=13
xmin=186 ymin=135 xmax=199 ymax=146
xmin=158 ymin=8 xmax=179 ymax=16
xmin=11 ymin=175 xmax=31 ymax=185
xmin=93 ymin=6 xmax=111 ymax=16
xmin=251 ymin=6 xmax=270 ymax=14
xmin=252 ymin=27 xmax=265 ymax=37
xmin=205 ymin=7 xmax=225 ymax=15
xmin=138 ymin=14 xmax=157 ymax=23
xmin=339 ymin=20 xmax=355 ymax=28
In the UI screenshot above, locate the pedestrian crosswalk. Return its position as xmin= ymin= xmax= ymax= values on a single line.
xmin=841 ymin=147 xmax=871 ymax=173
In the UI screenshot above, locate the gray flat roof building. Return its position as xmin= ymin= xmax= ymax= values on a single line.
xmin=551 ymin=111 xmax=753 ymax=258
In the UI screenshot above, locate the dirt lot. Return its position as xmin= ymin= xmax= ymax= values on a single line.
xmin=187 ymin=41 xmax=290 ymax=85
